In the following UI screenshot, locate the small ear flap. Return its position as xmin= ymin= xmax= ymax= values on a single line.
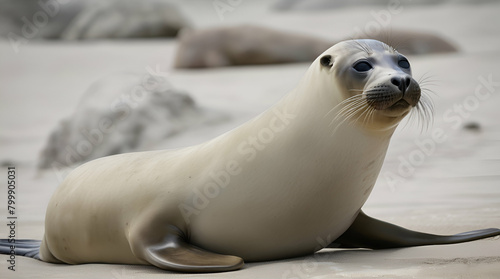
xmin=320 ymin=55 xmax=333 ymax=67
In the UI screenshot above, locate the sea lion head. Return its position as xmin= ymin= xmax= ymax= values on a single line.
xmin=317 ymin=39 xmax=430 ymax=131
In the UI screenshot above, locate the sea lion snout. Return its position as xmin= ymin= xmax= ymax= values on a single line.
xmin=365 ymin=74 xmax=421 ymax=111
xmin=389 ymin=74 xmax=421 ymax=108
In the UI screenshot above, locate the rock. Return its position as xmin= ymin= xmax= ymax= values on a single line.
xmin=0 ymin=0 xmax=85 ymax=40
xmin=0 ymin=0 xmax=190 ymax=40
xmin=463 ymin=122 xmax=481 ymax=132
xmin=38 ymin=72 xmax=226 ymax=170
xmin=61 ymin=0 xmax=190 ymax=40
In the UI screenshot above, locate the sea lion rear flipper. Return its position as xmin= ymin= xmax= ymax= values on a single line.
xmin=139 ymin=227 xmax=244 ymax=272
xmin=328 ymin=210 xmax=500 ymax=249
xmin=0 ymin=239 xmax=41 ymax=259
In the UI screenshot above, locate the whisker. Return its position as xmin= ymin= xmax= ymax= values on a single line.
xmin=360 ymin=106 xmax=375 ymax=128
xmin=341 ymin=102 xmax=366 ymax=122
xmin=417 ymin=105 xmax=429 ymax=133
xmin=333 ymin=98 xmax=366 ymax=121
xmin=413 ymin=92 xmax=434 ymax=133
xmin=417 ymin=73 xmax=440 ymax=97
xmin=417 ymin=72 xmax=440 ymax=85
xmin=421 ymin=87 xmax=438 ymax=97
xmin=367 ymin=107 xmax=376 ymax=126
xmin=348 ymin=40 xmax=373 ymax=55
xmin=324 ymin=94 xmax=364 ymax=119
xmin=331 ymin=100 xmax=369 ymax=134
xmin=329 ymin=103 xmax=362 ymax=129
xmin=330 ymin=103 xmax=363 ymax=128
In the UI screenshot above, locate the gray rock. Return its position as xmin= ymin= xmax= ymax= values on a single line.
xmin=0 ymin=0 xmax=190 ymax=40
xmin=61 ymin=0 xmax=190 ymax=40
xmin=0 ymin=0 xmax=85 ymax=40
xmin=38 ymin=72 xmax=226 ymax=170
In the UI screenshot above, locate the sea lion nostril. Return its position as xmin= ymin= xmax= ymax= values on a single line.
xmin=390 ymin=77 xmax=401 ymax=87
xmin=391 ymin=77 xmax=406 ymax=93
xmin=391 ymin=76 xmax=411 ymax=94
xmin=405 ymin=77 xmax=411 ymax=87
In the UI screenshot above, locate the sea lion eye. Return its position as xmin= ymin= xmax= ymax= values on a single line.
xmin=320 ymin=55 xmax=333 ymax=67
xmin=353 ymin=61 xmax=372 ymax=72
xmin=398 ymin=58 xmax=410 ymax=69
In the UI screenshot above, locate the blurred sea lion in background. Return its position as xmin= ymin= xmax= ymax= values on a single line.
xmin=174 ymin=25 xmax=457 ymax=68
xmin=174 ymin=25 xmax=332 ymax=68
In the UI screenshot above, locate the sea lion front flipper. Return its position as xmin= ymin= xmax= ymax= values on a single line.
xmin=328 ymin=210 xmax=500 ymax=249
xmin=139 ymin=226 xmax=244 ymax=273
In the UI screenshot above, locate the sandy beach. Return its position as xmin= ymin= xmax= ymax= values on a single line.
xmin=1 ymin=0 xmax=500 ymax=278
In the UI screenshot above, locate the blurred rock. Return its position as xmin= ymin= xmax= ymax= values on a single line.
xmin=463 ymin=122 xmax=481 ymax=132
xmin=38 ymin=72 xmax=226 ymax=169
xmin=0 ymin=0 xmax=85 ymax=39
xmin=0 ymin=0 xmax=190 ymax=40
xmin=62 ymin=0 xmax=190 ymax=40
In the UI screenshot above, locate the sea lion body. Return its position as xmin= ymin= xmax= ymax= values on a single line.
xmin=3 ymin=39 xmax=498 ymax=273
xmin=41 ymin=88 xmax=390 ymax=263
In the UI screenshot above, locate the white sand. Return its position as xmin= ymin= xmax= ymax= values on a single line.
xmin=1 ymin=1 xmax=500 ymax=278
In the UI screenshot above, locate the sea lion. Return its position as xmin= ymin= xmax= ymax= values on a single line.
xmin=174 ymin=25 xmax=332 ymax=68
xmin=355 ymin=29 xmax=458 ymax=56
xmin=1 ymin=39 xmax=498 ymax=273
xmin=173 ymin=25 xmax=457 ymax=69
